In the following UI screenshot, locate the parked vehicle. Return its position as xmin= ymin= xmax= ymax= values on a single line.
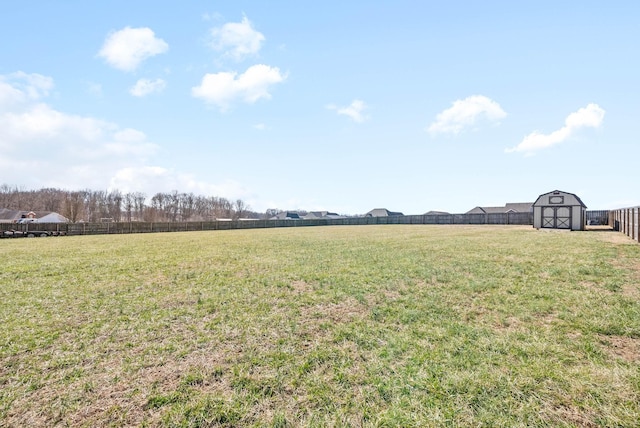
xmin=25 ymin=230 xmax=51 ymax=237
xmin=1 ymin=230 xmax=26 ymax=238
xmin=16 ymin=218 xmax=38 ymax=224
xmin=0 ymin=229 xmax=65 ymax=238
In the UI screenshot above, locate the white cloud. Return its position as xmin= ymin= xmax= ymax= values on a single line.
xmin=98 ymin=27 xmax=168 ymax=72
xmin=210 ymin=16 xmax=265 ymax=60
xmin=191 ymin=64 xmax=286 ymax=110
xmin=428 ymin=95 xmax=506 ymax=136
xmin=0 ymin=80 xmax=26 ymax=109
xmin=114 ymin=128 xmax=147 ymax=142
xmin=130 ymin=78 xmax=167 ymax=97
xmin=0 ymin=72 xmax=251 ymax=203
xmin=0 ymin=103 xmax=107 ymax=145
xmin=0 ymin=72 xmax=53 ymax=110
xmin=104 ymin=128 xmax=158 ymax=156
xmin=506 ymin=103 xmax=605 ymax=155
xmin=0 ymin=72 xmax=158 ymax=189
xmin=327 ymin=99 xmax=369 ymax=123
xmin=109 ymin=167 xmax=249 ymax=200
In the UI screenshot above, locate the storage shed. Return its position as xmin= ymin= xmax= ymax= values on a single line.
xmin=533 ymin=190 xmax=587 ymax=231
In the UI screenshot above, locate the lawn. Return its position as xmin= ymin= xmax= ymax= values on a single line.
xmin=1 ymin=225 xmax=639 ymax=427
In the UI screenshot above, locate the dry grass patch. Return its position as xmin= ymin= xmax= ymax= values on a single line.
xmin=543 ymin=404 xmax=599 ymax=428
xmin=291 ymin=279 xmax=312 ymax=294
xmin=599 ymin=335 xmax=640 ymax=363
xmin=299 ymin=299 xmax=368 ymax=324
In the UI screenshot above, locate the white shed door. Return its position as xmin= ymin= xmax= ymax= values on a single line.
xmin=542 ymin=206 xmax=571 ymax=229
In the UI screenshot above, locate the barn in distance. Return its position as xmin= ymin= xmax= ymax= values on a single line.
xmin=533 ymin=190 xmax=587 ymax=231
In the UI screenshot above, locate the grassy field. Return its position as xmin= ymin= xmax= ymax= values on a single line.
xmin=1 ymin=225 xmax=639 ymax=427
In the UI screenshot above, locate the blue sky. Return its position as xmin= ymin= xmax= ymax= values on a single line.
xmin=1 ymin=1 xmax=638 ymax=214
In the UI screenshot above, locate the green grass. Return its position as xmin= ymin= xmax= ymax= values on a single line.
xmin=1 ymin=225 xmax=639 ymax=427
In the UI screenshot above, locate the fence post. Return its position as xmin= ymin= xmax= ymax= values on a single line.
xmin=618 ymin=209 xmax=621 ymax=231
xmin=627 ymin=209 xmax=630 ymax=237
xmin=637 ymin=208 xmax=640 ymax=242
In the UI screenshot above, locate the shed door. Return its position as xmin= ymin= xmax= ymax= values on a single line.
xmin=542 ymin=206 xmax=571 ymax=229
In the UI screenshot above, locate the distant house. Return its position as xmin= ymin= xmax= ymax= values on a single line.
xmin=466 ymin=202 xmax=533 ymax=215
xmin=0 ymin=208 xmax=22 ymax=223
xmin=424 ymin=211 xmax=450 ymax=215
xmin=0 ymin=208 xmax=69 ymax=223
xmin=270 ymin=211 xmax=302 ymax=220
xmin=38 ymin=212 xmax=71 ymax=223
xmin=365 ymin=208 xmax=404 ymax=217
xmin=303 ymin=211 xmax=344 ymax=220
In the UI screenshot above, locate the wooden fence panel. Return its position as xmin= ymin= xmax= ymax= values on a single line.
xmin=610 ymin=207 xmax=640 ymax=243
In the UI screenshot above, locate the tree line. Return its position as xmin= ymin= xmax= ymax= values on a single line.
xmin=0 ymin=185 xmax=266 ymax=223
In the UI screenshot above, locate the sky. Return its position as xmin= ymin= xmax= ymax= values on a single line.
xmin=1 ymin=1 xmax=638 ymax=215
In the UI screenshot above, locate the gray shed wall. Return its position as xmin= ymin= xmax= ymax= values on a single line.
xmin=533 ymin=191 xmax=586 ymax=231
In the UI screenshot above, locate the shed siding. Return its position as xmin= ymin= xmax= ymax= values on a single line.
xmin=532 ymin=190 xmax=586 ymax=231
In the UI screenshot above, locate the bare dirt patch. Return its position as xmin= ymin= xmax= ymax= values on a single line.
xmin=492 ymin=316 xmax=522 ymax=332
xmin=67 ymin=348 xmax=233 ymax=427
xmin=579 ymin=280 xmax=613 ymax=296
xmin=599 ymin=334 xmax=640 ymax=362
xmin=298 ymin=298 xmax=368 ymax=325
xmin=291 ymin=280 xmax=312 ymax=294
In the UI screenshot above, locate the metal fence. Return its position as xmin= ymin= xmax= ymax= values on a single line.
xmin=586 ymin=210 xmax=610 ymax=226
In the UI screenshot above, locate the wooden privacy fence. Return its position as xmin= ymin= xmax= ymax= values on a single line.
xmin=3 ymin=210 xmax=630 ymax=238
xmin=1 ymin=212 xmax=534 ymax=236
xmin=610 ymin=207 xmax=640 ymax=243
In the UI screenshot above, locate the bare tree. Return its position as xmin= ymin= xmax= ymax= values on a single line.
xmin=123 ymin=193 xmax=134 ymax=222
xmin=150 ymin=193 xmax=167 ymax=221
xmin=40 ymin=188 xmax=62 ymax=212
xmin=63 ymin=192 xmax=84 ymax=223
xmin=133 ymin=192 xmax=146 ymax=221
xmin=234 ymin=199 xmax=249 ymax=220
xmin=179 ymin=193 xmax=196 ymax=221
xmin=0 ymin=184 xmax=256 ymax=224
xmin=106 ymin=190 xmax=123 ymax=222
xmin=265 ymin=208 xmax=282 ymax=219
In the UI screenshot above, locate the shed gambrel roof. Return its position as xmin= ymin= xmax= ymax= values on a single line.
xmin=533 ymin=190 xmax=587 ymax=208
